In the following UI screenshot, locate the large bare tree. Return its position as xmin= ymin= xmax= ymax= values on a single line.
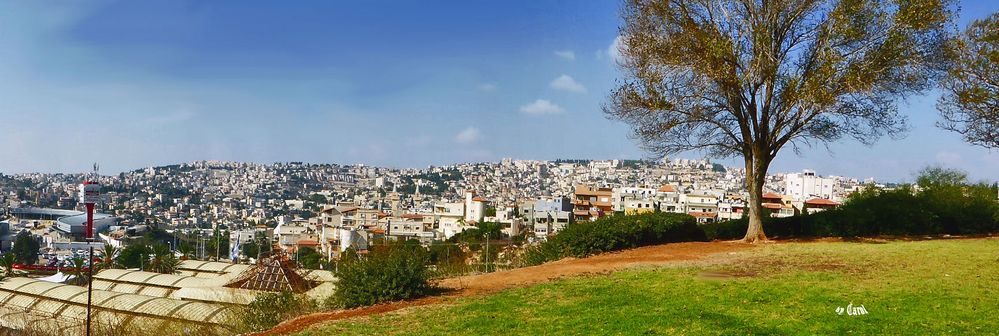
xmin=606 ymin=0 xmax=954 ymax=242
xmin=938 ymin=12 xmax=999 ymax=149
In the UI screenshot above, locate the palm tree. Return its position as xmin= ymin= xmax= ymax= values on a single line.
xmin=0 ymin=253 xmax=17 ymax=279
xmin=148 ymin=244 xmax=180 ymax=274
xmin=97 ymin=243 xmax=121 ymax=270
xmin=68 ymin=257 xmax=89 ymax=286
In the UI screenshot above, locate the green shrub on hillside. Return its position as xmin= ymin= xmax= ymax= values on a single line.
xmin=525 ymin=212 xmax=705 ymax=265
xmin=329 ymin=243 xmax=432 ymax=308
xmin=240 ymin=291 xmax=316 ymax=332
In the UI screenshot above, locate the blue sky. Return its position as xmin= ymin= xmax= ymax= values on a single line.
xmin=0 ymin=1 xmax=996 ymax=182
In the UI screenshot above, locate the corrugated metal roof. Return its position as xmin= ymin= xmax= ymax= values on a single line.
xmin=177 ymin=260 xmax=252 ymax=277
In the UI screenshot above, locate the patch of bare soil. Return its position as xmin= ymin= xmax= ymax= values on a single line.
xmin=439 ymin=241 xmax=753 ymax=295
xmin=259 ymin=241 xmax=754 ymax=335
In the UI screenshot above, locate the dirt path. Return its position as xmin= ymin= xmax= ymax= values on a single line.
xmin=261 ymin=241 xmax=754 ymax=335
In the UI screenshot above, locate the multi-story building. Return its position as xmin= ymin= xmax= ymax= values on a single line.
xmin=784 ymin=170 xmax=835 ymax=201
xmin=762 ymin=192 xmax=797 ymax=218
xmin=434 ymin=201 xmax=468 ymax=239
xmin=520 ymin=196 xmax=573 ymax=232
xmin=572 ymin=185 xmax=613 ymax=221
xmin=683 ymin=193 xmax=719 ymax=223
xmin=612 ymin=186 xmax=658 ymax=212
xmin=656 ymin=185 xmax=683 ymax=213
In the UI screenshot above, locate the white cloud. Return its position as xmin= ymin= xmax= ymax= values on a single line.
xmin=519 ymin=99 xmax=565 ymax=115
xmin=549 ymin=74 xmax=586 ymax=93
xmin=477 ymin=83 xmax=497 ymax=92
xmin=554 ymin=50 xmax=575 ymax=61
xmin=455 ymin=127 xmax=481 ymax=144
xmin=608 ymin=35 xmax=625 ymax=63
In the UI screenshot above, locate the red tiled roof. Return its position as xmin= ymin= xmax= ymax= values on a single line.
xmin=688 ymin=211 xmax=717 ymax=218
xmin=658 ymin=185 xmax=676 ymax=192
xmin=297 ymin=240 xmax=319 ymax=246
xmin=762 ymin=192 xmax=783 ymax=199
xmin=805 ymin=198 xmax=840 ymax=206
xmin=762 ymin=203 xmax=783 ymax=210
xmin=401 ymin=213 xmax=426 ymax=219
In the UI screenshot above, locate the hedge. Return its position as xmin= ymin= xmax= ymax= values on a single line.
xmin=702 ymin=184 xmax=999 ymax=240
xmin=526 ymin=183 xmax=998 ymax=266
xmin=524 ymin=212 xmax=706 ymax=265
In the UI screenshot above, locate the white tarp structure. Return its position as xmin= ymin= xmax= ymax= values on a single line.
xmin=36 ymin=271 xmax=74 ymax=284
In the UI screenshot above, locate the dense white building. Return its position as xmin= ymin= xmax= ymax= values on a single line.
xmin=783 ymin=170 xmax=835 ymax=201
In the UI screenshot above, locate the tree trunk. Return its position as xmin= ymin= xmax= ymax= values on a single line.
xmin=743 ymin=154 xmax=770 ymax=243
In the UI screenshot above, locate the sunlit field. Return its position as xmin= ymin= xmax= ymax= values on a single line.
xmin=301 ymin=238 xmax=999 ymax=335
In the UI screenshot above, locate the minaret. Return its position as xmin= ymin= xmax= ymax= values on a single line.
xmin=389 ymin=185 xmax=401 ymax=215
xmin=413 ymin=179 xmax=423 ymax=204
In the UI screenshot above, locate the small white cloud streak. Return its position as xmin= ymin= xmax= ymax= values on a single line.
xmin=519 ymin=99 xmax=564 ymax=115
xmin=554 ymin=50 xmax=575 ymax=61
xmin=455 ymin=126 xmax=481 ymax=144
xmin=549 ymin=74 xmax=586 ymax=93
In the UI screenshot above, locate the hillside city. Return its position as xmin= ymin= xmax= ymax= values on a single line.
xmin=2 ymin=0 xmax=998 ymax=334
xmin=1 ymin=158 xmax=877 ymax=262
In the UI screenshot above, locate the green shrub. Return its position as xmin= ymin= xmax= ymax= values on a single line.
xmin=329 ymin=244 xmax=432 ymax=308
xmin=525 ymin=212 xmax=705 ymax=265
xmin=241 ymin=291 xmax=316 ymax=332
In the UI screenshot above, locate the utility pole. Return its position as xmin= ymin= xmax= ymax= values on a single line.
xmin=215 ymin=229 xmax=221 ymax=261
xmin=79 ymin=165 xmax=101 ymax=336
xmin=86 ymin=245 xmax=94 ymax=336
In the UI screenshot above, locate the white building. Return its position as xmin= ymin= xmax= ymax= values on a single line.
xmin=434 ymin=202 xmax=468 ymax=239
xmin=784 ymin=170 xmax=835 ymax=201
xmin=464 ymin=191 xmax=487 ymax=223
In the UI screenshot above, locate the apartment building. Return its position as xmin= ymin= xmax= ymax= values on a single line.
xmin=572 ymin=185 xmax=613 ymax=221
xmin=784 ymin=170 xmax=835 ymax=201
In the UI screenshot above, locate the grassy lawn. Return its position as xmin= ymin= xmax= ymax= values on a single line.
xmin=300 ymin=239 xmax=999 ymax=335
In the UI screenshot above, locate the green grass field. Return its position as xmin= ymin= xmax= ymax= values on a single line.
xmin=300 ymin=238 xmax=999 ymax=335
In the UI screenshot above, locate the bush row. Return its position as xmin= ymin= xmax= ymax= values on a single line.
xmin=524 ymin=212 xmax=706 ymax=266
xmin=703 ymin=184 xmax=999 ymax=240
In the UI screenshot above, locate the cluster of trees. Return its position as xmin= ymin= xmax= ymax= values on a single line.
xmin=118 ymin=241 xmax=181 ymax=274
xmin=607 ymin=0 xmax=999 ymax=243
xmin=395 ymin=169 xmax=463 ymax=195
xmin=11 ymin=231 xmax=40 ymax=265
